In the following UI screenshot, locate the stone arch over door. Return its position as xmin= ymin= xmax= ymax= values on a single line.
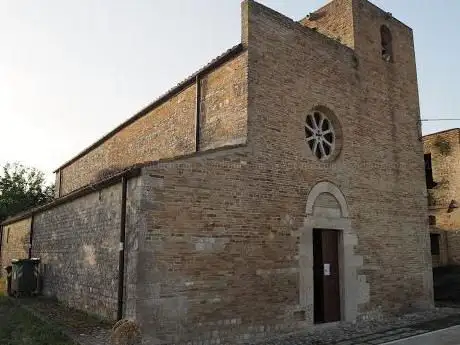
xmin=299 ymin=181 xmax=369 ymax=323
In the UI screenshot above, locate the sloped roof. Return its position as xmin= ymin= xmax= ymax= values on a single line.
xmin=53 ymin=43 xmax=244 ymax=173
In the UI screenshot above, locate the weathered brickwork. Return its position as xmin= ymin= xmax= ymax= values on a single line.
xmin=200 ymin=53 xmax=248 ymax=151
xmin=300 ymin=0 xmax=355 ymax=48
xmin=423 ymin=128 xmax=460 ymax=265
xmin=121 ymin=2 xmax=433 ymax=342
xmin=430 ymin=230 xmax=449 ymax=268
xmin=54 ymin=170 xmax=61 ymax=198
xmin=135 ymin=150 xmax=303 ymax=344
xmin=31 ymin=183 xmax=124 ymax=320
xmin=0 ymin=1 xmax=434 ymax=344
xmin=245 ymin=0 xmax=431 ymax=317
xmin=1 ymin=176 xmax=143 ymax=320
xmin=446 ymin=231 xmax=460 ymax=264
xmin=0 ymin=218 xmax=31 ymax=272
xmin=58 ymin=52 xmax=248 ymax=196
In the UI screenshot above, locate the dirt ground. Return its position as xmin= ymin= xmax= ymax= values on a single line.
xmin=0 ymin=297 xmax=73 ymax=345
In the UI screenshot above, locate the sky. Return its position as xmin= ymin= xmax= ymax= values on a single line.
xmin=0 ymin=0 xmax=459 ymax=180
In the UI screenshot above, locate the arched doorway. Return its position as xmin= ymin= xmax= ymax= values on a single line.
xmin=299 ymin=181 xmax=369 ymax=324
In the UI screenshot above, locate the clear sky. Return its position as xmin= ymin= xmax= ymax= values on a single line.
xmin=1 ymin=0 xmax=459 ymax=179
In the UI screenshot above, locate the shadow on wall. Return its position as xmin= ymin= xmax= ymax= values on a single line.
xmin=34 ymin=196 xmax=120 ymax=320
xmin=433 ymin=265 xmax=460 ymax=304
xmin=94 ymin=167 xmax=125 ymax=182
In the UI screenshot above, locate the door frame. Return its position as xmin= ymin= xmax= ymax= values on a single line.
xmin=299 ymin=181 xmax=368 ymax=324
xmin=313 ymin=228 xmax=342 ymax=324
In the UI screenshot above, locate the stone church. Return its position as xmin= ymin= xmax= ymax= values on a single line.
xmin=1 ymin=0 xmax=433 ymax=343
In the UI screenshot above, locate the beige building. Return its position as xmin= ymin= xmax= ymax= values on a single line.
xmin=1 ymin=0 xmax=434 ymax=344
xmin=423 ymin=128 xmax=460 ymax=267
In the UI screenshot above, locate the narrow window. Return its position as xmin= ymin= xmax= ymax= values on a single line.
xmin=424 ymin=153 xmax=436 ymax=189
xmin=380 ymin=25 xmax=393 ymax=62
xmin=430 ymin=233 xmax=440 ymax=255
xmin=6 ymin=228 xmax=10 ymax=244
xmin=428 ymin=215 xmax=436 ymax=226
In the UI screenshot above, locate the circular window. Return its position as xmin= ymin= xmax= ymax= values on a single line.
xmin=305 ymin=110 xmax=336 ymax=160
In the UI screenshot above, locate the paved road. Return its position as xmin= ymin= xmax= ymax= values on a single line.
xmin=384 ymin=325 xmax=460 ymax=345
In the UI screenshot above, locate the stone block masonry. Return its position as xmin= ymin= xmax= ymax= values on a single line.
xmin=0 ymin=218 xmax=31 ymax=271
xmin=423 ymin=128 xmax=460 ymax=266
xmin=1 ymin=172 xmax=143 ymax=320
xmin=0 ymin=0 xmax=435 ymax=343
xmin=244 ymin=0 xmax=431 ymax=316
xmin=31 ymin=182 xmax=124 ymax=319
xmin=57 ymin=49 xmax=248 ymax=196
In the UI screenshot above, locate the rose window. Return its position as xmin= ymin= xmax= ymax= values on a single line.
xmin=305 ymin=110 xmax=335 ymax=160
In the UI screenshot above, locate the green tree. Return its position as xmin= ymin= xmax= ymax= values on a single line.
xmin=0 ymin=162 xmax=54 ymax=222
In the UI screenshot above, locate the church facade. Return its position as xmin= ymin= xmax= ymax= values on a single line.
xmin=1 ymin=0 xmax=433 ymax=343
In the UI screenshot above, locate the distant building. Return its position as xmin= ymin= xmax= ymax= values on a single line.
xmin=1 ymin=0 xmax=433 ymax=344
xmin=423 ymin=128 xmax=460 ymax=267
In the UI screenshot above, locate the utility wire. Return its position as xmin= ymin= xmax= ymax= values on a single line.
xmin=420 ymin=118 xmax=459 ymax=121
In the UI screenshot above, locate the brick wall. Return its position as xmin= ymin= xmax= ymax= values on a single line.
xmin=1 ymin=176 xmax=143 ymax=319
xmin=351 ymin=0 xmax=432 ymax=310
xmin=123 ymin=1 xmax=434 ymax=343
xmin=429 ymin=230 xmax=449 ymax=268
xmin=245 ymin=0 xmax=431 ymax=317
xmin=0 ymin=218 xmax=31 ymax=273
xmin=0 ymin=1 xmax=434 ymax=344
xmin=58 ymin=51 xmax=248 ymax=196
xmin=300 ymin=0 xmax=355 ymax=48
xmin=424 ymin=129 xmax=460 ymax=227
xmin=446 ymin=231 xmax=460 ymax=264
xmin=31 ymin=183 xmax=123 ymax=319
xmin=54 ymin=170 xmax=61 ymax=198
xmin=31 ymin=179 xmax=143 ymax=320
xmin=200 ymin=53 xmax=248 ymax=151
xmin=424 ymin=129 xmax=460 ymax=264
xmin=135 ymin=149 xmax=295 ymax=344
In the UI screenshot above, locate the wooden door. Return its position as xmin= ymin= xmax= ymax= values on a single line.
xmin=313 ymin=229 xmax=341 ymax=323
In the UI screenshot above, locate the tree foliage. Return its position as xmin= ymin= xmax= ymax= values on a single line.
xmin=0 ymin=163 xmax=54 ymax=222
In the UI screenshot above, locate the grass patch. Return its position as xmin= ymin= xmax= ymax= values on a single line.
xmin=0 ymin=298 xmax=74 ymax=345
xmin=21 ymin=297 xmax=112 ymax=329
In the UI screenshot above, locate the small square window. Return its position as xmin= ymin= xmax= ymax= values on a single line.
xmin=428 ymin=216 xmax=436 ymax=226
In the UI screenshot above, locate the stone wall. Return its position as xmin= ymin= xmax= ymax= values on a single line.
xmin=423 ymin=129 xmax=460 ymax=265
xmin=31 ymin=182 xmax=123 ymax=319
xmin=424 ymin=129 xmax=460 ymax=228
xmin=245 ymin=0 xmax=431 ymax=318
xmin=1 ymin=175 xmax=143 ymax=320
xmin=136 ymin=149 xmax=287 ymax=344
xmin=300 ymin=0 xmax=355 ymax=48
xmin=123 ymin=1 xmax=434 ymax=343
xmin=200 ymin=53 xmax=248 ymax=151
xmin=0 ymin=218 xmax=31 ymax=272
xmin=0 ymin=1 xmax=435 ymax=344
xmin=58 ymin=51 xmax=248 ymax=196
xmin=446 ymin=231 xmax=460 ymax=264
xmin=429 ymin=230 xmax=449 ymax=268
xmin=32 ymin=176 xmax=143 ymax=320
